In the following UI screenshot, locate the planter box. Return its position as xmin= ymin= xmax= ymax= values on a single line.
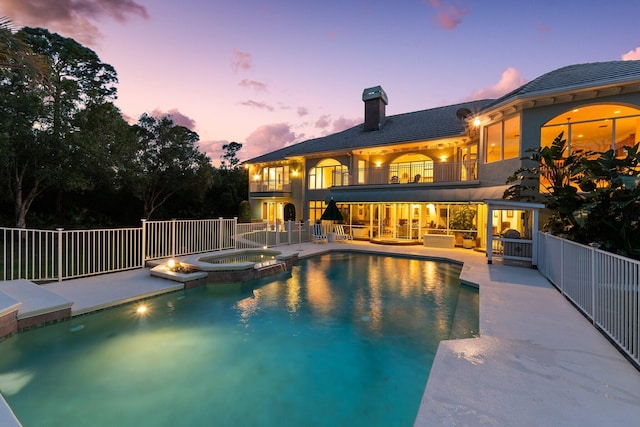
xmin=423 ymin=234 xmax=455 ymax=248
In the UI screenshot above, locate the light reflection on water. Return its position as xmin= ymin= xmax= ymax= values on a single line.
xmin=0 ymin=253 xmax=477 ymax=427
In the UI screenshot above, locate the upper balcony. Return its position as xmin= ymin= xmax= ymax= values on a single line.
xmin=358 ymin=160 xmax=478 ymax=186
xmin=248 ymin=160 xmax=478 ymax=194
xmin=249 ymin=181 xmax=292 ymax=193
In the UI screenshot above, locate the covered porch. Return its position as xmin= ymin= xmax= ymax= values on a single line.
xmin=324 ymin=184 xmax=511 ymax=249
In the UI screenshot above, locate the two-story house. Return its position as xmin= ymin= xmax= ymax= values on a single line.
xmin=244 ymin=60 xmax=640 ymax=248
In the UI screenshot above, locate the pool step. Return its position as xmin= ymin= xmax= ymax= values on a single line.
xmin=0 ymin=279 xmax=74 ymax=337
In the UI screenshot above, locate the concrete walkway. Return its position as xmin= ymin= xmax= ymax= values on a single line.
xmin=1 ymin=241 xmax=639 ymax=426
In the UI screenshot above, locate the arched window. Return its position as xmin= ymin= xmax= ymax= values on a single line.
xmin=389 ymin=154 xmax=433 ymax=183
xmin=541 ymin=104 xmax=640 ymax=157
xmin=308 ymin=159 xmax=349 ymax=189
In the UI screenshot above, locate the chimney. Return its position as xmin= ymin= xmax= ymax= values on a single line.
xmin=362 ymin=86 xmax=388 ymax=131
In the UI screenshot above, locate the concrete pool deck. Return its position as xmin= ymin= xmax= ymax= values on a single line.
xmin=1 ymin=241 xmax=640 ymax=426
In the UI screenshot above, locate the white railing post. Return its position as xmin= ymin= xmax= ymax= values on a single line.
xmin=140 ymin=219 xmax=147 ymax=267
xmin=287 ymin=220 xmax=292 ymax=246
xmin=57 ymin=228 xmax=64 ymax=282
xmin=233 ymin=217 xmax=238 ymax=249
xmin=591 ymin=245 xmax=597 ymax=325
xmin=560 ymin=238 xmax=565 ymax=294
xmin=171 ymin=219 xmax=177 ymax=258
xmin=218 ymin=218 xmax=224 ymax=250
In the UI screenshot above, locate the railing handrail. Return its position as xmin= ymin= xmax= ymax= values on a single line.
xmin=537 ymin=231 xmax=640 ymax=368
xmin=0 ymin=219 xmax=311 ymax=282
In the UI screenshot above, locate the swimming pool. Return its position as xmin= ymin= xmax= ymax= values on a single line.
xmin=0 ymin=252 xmax=478 ymax=426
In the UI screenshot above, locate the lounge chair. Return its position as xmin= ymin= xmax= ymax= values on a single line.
xmin=334 ymin=225 xmax=353 ymax=242
xmin=312 ymin=223 xmax=327 ymax=243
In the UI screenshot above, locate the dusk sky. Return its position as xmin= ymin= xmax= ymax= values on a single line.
xmin=4 ymin=0 xmax=640 ymax=165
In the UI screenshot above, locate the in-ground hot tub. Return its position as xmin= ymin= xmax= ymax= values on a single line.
xmin=198 ymin=249 xmax=281 ymax=269
xmin=151 ymin=249 xmax=298 ymax=287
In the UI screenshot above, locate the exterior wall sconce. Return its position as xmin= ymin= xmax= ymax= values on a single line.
xmin=253 ymin=174 xmax=261 ymax=181
xmin=473 ymin=117 xmax=481 ymax=127
xmin=375 ymin=161 xmax=382 ymax=167
xmin=440 ymin=155 xmax=448 ymax=162
xmin=292 ymin=169 xmax=299 ymax=177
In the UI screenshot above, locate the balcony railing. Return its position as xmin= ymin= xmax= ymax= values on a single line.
xmin=249 ymin=182 xmax=292 ymax=193
xmin=355 ymin=160 xmax=477 ymax=186
xmin=249 ymin=161 xmax=478 ymax=192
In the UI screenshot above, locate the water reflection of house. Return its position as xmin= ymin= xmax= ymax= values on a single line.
xmin=244 ymin=61 xmax=640 ymax=248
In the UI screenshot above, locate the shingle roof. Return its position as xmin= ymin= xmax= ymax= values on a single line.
xmin=247 ymin=61 xmax=640 ymax=164
xmin=247 ymin=99 xmax=493 ymax=163
xmin=485 ymin=60 xmax=640 ymax=109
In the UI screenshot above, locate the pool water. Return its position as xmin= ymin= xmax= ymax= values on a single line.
xmin=200 ymin=251 xmax=277 ymax=264
xmin=0 ymin=253 xmax=478 ymax=427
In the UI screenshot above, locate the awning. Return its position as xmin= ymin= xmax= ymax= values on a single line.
xmin=326 ymin=185 xmax=512 ymax=203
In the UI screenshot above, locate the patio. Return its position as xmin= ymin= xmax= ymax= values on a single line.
xmin=1 ymin=240 xmax=639 ymax=426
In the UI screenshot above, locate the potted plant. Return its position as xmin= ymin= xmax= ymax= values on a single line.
xmin=449 ymin=205 xmax=477 ymax=248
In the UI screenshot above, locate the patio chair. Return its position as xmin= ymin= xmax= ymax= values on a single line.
xmin=334 ymin=225 xmax=353 ymax=242
xmin=312 ymin=223 xmax=327 ymax=243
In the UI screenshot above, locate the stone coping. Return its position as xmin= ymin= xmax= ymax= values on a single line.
xmin=0 ymin=291 xmax=21 ymax=318
xmin=149 ymin=265 xmax=209 ymax=283
xmin=0 ymin=279 xmax=72 ymax=319
xmin=185 ymin=248 xmax=291 ymax=272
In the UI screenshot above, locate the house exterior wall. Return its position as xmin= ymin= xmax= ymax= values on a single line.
xmin=245 ymin=63 xmax=640 ymax=244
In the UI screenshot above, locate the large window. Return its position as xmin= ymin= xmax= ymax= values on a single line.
xmin=308 ymin=159 xmax=349 ymax=189
xmin=542 ymin=104 xmax=640 ymax=157
xmin=261 ymin=165 xmax=290 ymax=191
xmin=389 ymin=153 xmax=433 ymax=183
xmin=308 ymin=200 xmax=325 ymax=223
xmin=357 ymin=160 xmax=366 ymax=184
xmin=485 ymin=116 xmax=520 ymax=163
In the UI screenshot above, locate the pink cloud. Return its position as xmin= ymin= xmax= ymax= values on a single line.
xmin=622 ymin=47 xmax=640 ymax=60
xmin=326 ymin=28 xmax=342 ymax=38
xmin=239 ymin=79 xmax=268 ymax=91
xmin=4 ymin=0 xmax=147 ymax=45
xmin=297 ymin=107 xmax=309 ymax=117
xmin=314 ymin=115 xmax=360 ymax=134
xmin=241 ymin=100 xmax=275 ymax=112
xmin=467 ymin=67 xmax=527 ymax=100
xmin=536 ymin=22 xmax=551 ymax=34
xmin=197 ymin=139 xmax=228 ymax=167
xmin=244 ymin=123 xmax=299 ymax=158
xmin=331 ymin=116 xmax=360 ymax=133
xmin=231 ymin=49 xmax=252 ymax=73
xmin=425 ymin=0 xmax=469 ymax=30
xmin=315 ymin=115 xmax=331 ymax=129
xmin=150 ymin=108 xmax=197 ymax=131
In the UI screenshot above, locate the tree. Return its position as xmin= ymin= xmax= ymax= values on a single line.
xmin=129 ymin=114 xmax=213 ymax=219
xmin=203 ymin=142 xmax=247 ymax=217
xmin=220 ymin=141 xmax=242 ymax=170
xmin=504 ymin=132 xmax=585 ymax=234
xmin=0 ymin=64 xmax=49 ymax=227
xmin=574 ymin=143 xmax=640 ymax=257
xmin=0 ymin=27 xmax=119 ymax=227
xmin=0 ymin=17 xmax=48 ymax=83
xmin=504 ymin=132 xmax=640 ymax=259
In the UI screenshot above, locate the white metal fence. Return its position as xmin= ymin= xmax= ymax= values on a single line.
xmin=538 ymin=232 xmax=640 ymax=366
xmin=1 ymin=219 xmax=312 ymax=282
xmin=1 ymin=226 xmax=143 ymax=282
